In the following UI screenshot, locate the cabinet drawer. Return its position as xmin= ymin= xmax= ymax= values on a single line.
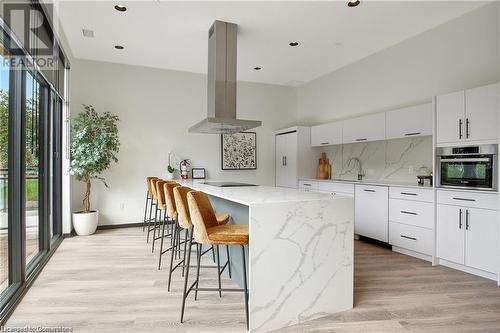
xmin=389 ymin=187 xmax=434 ymax=202
xmin=317 ymin=182 xmax=355 ymax=195
xmin=436 ymin=190 xmax=498 ymax=210
xmin=298 ymin=180 xmax=318 ymax=191
xmin=389 ymin=222 xmax=432 ymax=256
xmin=389 ymin=199 xmax=434 ymax=229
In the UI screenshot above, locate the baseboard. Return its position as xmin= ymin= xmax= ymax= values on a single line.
xmin=437 ymin=258 xmax=498 ymax=282
xmin=392 ymin=246 xmax=432 ymax=262
xmin=97 ymin=222 xmax=143 ymax=230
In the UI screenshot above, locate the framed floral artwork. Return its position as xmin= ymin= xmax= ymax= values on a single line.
xmin=221 ymin=132 xmax=257 ymax=170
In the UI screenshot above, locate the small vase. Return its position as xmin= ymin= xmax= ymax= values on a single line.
xmin=165 ymin=172 xmax=174 ymax=180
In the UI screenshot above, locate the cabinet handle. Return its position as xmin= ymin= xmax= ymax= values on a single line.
xmin=363 ymin=189 xmax=376 ymax=192
xmin=320 ymin=142 xmax=329 ymax=145
xmin=400 ymin=235 xmax=417 ymax=241
xmin=466 ymin=118 xmax=470 ymax=139
xmin=404 ymin=132 xmax=421 ymax=136
xmin=458 ymin=208 xmax=463 ymax=229
xmin=401 ymin=210 xmax=418 ymax=215
xmin=400 ymin=192 xmax=417 ymax=196
xmin=459 ymin=119 xmax=463 ymax=139
xmin=303 ymin=183 xmax=312 ymax=187
xmin=356 ymin=138 xmax=367 ymax=142
xmin=465 ymin=209 xmax=470 ymax=230
xmin=452 ymin=197 xmax=475 ymax=202
xmin=284 ymin=156 xmax=287 ymax=166
xmin=282 ymin=156 xmax=285 ymax=166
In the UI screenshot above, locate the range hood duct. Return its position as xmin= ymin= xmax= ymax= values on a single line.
xmin=189 ymin=20 xmax=262 ymax=134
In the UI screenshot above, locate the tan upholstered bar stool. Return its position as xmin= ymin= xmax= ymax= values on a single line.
xmin=158 ymin=182 xmax=180 ymax=269
xmin=169 ymin=186 xmax=231 ymax=292
xmin=181 ymin=191 xmax=249 ymax=330
xmin=143 ymin=176 xmax=158 ymax=232
xmin=151 ymin=180 xmax=171 ymax=253
xmin=146 ymin=178 xmax=161 ymax=243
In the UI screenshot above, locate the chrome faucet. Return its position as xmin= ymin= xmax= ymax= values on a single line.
xmin=347 ymin=157 xmax=364 ymax=181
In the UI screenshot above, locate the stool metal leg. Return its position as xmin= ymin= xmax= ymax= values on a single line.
xmin=167 ymin=222 xmax=178 ymax=290
xmin=194 ymin=243 xmax=201 ymax=301
xmin=241 ymin=245 xmax=249 ymax=331
xmin=182 ymin=228 xmax=188 ymax=277
xmin=142 ymin=194 xmax=149 ymax=232
xmin=158 ymin=216 xmax=168 ymax=270
xmin=151 ymin=208 xmax=160 ymax=253
xmin=146 ymin=202 xmax=156 ymax=243
xmin=216 ymin=245 xmax=222 ymax=297
xmin=226 ymin=245 xmax=232 ymax=279
xmin=180 ymin=229 xmax=193 ymax=324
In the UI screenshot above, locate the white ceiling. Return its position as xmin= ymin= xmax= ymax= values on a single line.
xmin=55 ymin=1 xmax=488 ymax=86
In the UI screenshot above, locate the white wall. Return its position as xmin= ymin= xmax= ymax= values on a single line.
xmin=297 ymin=2 xmax=500 ymax=125
xmin=70 ymin=59 xmax=296 ymax=226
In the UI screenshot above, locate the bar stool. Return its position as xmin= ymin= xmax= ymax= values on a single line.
xmin=158 ymin=182 xmax=180 ymax=268
xmin=181 ymin=191 xmax=249 ymax=330
xmin=146 ymin=178 xmax=161 ymax=243
xmin=142 ymin=176 xmax=158 ymax=232
xmin=169 ymin=186 xmax=231 ymax=292
xmin=151 ymin=180 xmax=171 ymax=253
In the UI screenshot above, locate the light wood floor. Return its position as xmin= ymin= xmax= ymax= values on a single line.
xmin=6 ymin=227 xmax=500 ymax=332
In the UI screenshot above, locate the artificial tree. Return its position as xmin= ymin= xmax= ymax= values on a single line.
xmin=70 ymin=104 xmax=120 ymax=213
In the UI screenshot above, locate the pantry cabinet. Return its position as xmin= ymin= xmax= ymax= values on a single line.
xmin=436 ymin=83 xmax=499 ymax=145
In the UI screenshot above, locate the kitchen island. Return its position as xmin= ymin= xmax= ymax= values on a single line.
xmin=179 ymin=180 xmax=354 ymax=332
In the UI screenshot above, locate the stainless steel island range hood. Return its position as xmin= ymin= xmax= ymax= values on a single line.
xmin=188 ymin=20 xmax=262 ymax=134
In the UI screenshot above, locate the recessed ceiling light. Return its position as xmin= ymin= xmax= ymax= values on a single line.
xmin=289 ymin=41 xmax=299 ymax=47
xmin=347 ymin=0 xmax=360 ymax=7
xmin=114 ymin=5 xmax=127 ymax=12
xmin=114 ymin=45 xmax=124 ymax=50
xmin=253 ymin=66 xmax=262 ymax=71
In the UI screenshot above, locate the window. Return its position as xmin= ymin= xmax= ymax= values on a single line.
xmin=0 ymin=40 xmax=9 ymax=295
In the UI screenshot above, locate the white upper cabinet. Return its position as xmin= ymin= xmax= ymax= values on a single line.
xmin=386 ymin=103 xmax=432 ymax=140
xmin=343 ymin=113 xmax=386 ymax=144
xmin=436 ymin=83 xmax=499 ymax=145
xmin=311 ymin=121 xmax=342 ymax=147
xmin=436 ymin=91 xmax=465 ymax=144
xmin=465 ymin=83 xmax=499 ymax=143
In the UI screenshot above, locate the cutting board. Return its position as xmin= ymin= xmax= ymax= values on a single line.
xmin=316 ymin=152 xmax=331 ymax=180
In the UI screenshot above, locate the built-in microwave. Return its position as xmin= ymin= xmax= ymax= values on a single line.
xmin=437 ymin=145 xmax=498 ymax=191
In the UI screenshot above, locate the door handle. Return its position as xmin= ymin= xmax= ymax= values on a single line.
xmin=400 ymin=235 xmax=417 ymax=241
xmin=284 ymin=156 xmax=287 ymax=166
xmin=459 ymin=119 xmax=463 ymax=139
xmin=356 ymin=138 xmax=367 ymax=142
xmin=363 ymin=189 xmax=376 ymax=192
xmin=400 ymin=210 xmax=418 ymax=216
xmin=458 ymin=208 xmax=463 ymax=229
xmin=282 ymin=156 xmax=285 ymax=166
xmin=320 ymin=142 xmax=329 ymax=145
xmin=404 ymin=132 xmax=421 ymax=137
xmin=466 ymin=118 xmax=470 ymax=139
xmin=465 ymin=209 xmax=470 ymax=230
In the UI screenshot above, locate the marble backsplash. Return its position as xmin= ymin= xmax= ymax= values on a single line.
xmin=315 ymin=136 xmax=433 ymax=183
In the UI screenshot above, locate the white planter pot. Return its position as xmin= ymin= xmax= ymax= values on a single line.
xmin=72 ymin=211 xmax=99 ymax=236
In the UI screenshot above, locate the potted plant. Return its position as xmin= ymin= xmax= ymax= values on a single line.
xmin=69 ymin=105 xmax=120 ymax=235
xmin=166 ymin=152 xmax=177 ymax=179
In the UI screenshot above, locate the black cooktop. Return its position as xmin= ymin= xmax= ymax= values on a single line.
xmin=203 ymin=181 xmax=258 ymax=187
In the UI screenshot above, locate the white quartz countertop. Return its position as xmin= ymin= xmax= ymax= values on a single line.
xmin=298 ymin=178 xmax=434 ymax=189
xmin=177 ymin=179 xmax=345 ymax=206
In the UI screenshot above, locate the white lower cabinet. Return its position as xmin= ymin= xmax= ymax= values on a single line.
xmin=389 ymin=222 xmax=433 ymax=256
xmin=388 ymin=187 xmax=434 ymax=258
xmin=437 ymin=193 xmax=499 ymax=274
xmin=355 ymin=185 xmax=388 ymax=242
